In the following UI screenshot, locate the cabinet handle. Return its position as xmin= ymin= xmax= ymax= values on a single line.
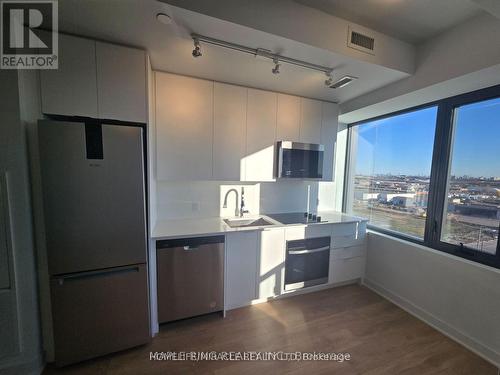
xmin=288 ymin=246 xmax=330 ymax=255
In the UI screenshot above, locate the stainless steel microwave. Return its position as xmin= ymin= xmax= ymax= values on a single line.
xmin=276 ymin=141 xmax=324 ymax=179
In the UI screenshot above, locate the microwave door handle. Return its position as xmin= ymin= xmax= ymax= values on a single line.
xmin=288 ymin=246 xmax=330 ymax=255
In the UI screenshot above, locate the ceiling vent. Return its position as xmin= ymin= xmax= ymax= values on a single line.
xmin=347 ymin=26 xmax=375 ymax=55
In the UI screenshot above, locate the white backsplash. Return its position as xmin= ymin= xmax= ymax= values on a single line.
xmin=156 ymin=180 xmax=338 ymax=220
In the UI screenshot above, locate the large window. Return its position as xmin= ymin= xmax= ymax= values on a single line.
xmin=349 ymin=107 xmax=437 ymax=239
xmin=346 ymin=85 xmax=500 ymax=269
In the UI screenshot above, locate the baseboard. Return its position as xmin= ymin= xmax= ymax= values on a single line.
xmin=363 ymin=278 xmax=500 ymax=369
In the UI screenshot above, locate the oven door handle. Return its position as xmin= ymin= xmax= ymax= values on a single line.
xmin=288 ymin=246 xmax=330 ymax=255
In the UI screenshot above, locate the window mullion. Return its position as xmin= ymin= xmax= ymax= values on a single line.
xmin=424 ymin=102 xmax=454 ymax=247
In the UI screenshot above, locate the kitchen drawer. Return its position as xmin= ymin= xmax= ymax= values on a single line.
xmin=331 ymin=245 xmax=366 ymax=260
xmin=331 ymin=234 xmax=365 ymax=249
xmin=331 ymin=222 xmax=358 ymax=237
xmin=285 ymin=224 xmax=333 ymax=241
xmin=329 ymin=256 xmax=365 ymax=284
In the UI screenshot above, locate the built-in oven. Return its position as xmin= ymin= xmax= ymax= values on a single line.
xmin=284 ymin=236 xmax=330 ymax=291
xmin=276 ymin=141 xmax=324 ymax=179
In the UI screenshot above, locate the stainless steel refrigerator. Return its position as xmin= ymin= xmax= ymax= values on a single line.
xmin=38 ymin=120 xmax=150 ymax=366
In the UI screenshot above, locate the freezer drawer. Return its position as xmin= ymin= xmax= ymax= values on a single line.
xmin=157 ymin=236 xmax=224 ymax=323
xmin=50 ymin=264 xmax=150 ymax=366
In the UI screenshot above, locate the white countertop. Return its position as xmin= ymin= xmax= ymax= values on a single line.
xmin=152 ymin=211 xmax=368 ymax=240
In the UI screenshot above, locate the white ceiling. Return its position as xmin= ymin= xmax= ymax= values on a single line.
xmin=54 ymin=0 xmax=410 ymax=104
xmin=295 ymin=0 xmax=484 ymax=44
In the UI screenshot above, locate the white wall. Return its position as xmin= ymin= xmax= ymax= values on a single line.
xmin=364 ymin=232 xmax=500 ymax=367
xmin=0 ymin=70 xmax=43 ymax=374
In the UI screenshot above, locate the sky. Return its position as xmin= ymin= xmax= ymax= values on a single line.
xmin=354 ymin=97 xmax=500 ymax=178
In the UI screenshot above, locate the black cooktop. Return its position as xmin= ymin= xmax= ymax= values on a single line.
xmin=267 ymin=212 xmax=327 ymax=225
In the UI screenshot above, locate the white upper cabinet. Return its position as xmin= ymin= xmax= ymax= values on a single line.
xmin=257 ymin=229 xmax=286 ymax=299
xmin=155 ymin=72 xmax=213 ymax=181
xmin=321 ymin=102 xmax=339 ymax=181
xmin=213 ymin=83 xmax=247 ymax=181
xmin=276 ymin=94 xmax=300 ymax=141
xmin=40 ymin=33 xmax=98 ymax=118
xmin=96 ymin=42 xmax=146 ymax=123
xmin=40 ymin=33 xmax=146 ymax=122
xmin=299 ymin=98 xmax=323 ymax=144
xmin=245 ymin=88 xmax=277 ymax=181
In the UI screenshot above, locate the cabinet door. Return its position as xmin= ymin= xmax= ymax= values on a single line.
xmin=321 ymin=102 xmax=338 ymax=181
xmin=245 ymin=89 xmax=277 ymax=181
xmin=225 ymin=232 xmax=258 ymax=310
xmin=155 ymin=72 xmax=213 ymax=180
xmin=299 ymin=98 xmax=322 ymax=144
xmin=40 ymin=33 xmax=98 ymax=117
xmin=257 ymin=229 xmax=285 ymax=299
xmin=96 ymin=42 xmax=147 ymax=123
xmin=213 ymin=83 xmax=247 ymax=180
xmin=277 ymin=94 xmax=300 ymax=141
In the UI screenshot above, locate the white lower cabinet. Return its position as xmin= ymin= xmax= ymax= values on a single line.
xmin=225 ymin=223 xmax=367 ymax=310
xmin=225 ymin=231 xmax=258 ymax=310
xmin=257 ymin=229 xmax=285 ymax=300
xmin=329 ymin=241 xmax=366 ymax=284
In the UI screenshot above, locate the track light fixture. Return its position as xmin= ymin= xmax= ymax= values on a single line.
xmin=189 ymin=33 xmax=356 ymax=88
xmin=325 ymin=75 xmax=358 ymax=89
xmin=272 ymin=58 xmax=280 ymax=75
xmin=192 ymin=38 xmax=202 ymax=58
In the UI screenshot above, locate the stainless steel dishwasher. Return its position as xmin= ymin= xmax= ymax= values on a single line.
xmin=157 ymin=236 xmax=224 ymax=323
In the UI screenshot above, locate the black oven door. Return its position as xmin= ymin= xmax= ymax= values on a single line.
xmin=285 ymin=237 xmax=330 ymax=290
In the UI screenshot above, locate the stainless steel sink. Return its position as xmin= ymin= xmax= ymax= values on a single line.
xmin=223 ymin=217 xmax=275 ymax=228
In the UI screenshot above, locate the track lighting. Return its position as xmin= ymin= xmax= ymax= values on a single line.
xmin=272 ymin=58 xmax=280 ymax=75
xmin=192 ymin=38 xmax=202 ymax=58
xmin=189 ymin=33 xmax=357 ymax=88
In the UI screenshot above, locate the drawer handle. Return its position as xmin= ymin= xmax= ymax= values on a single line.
xmin=183 ymin=245 xmax=199 ymax=251
xmin=288 ymin=246 xmax=330 ymax=255
xmin=56 ymin=266 xmax=140 ymax=284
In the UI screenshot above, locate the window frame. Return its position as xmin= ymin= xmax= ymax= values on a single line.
xmin=344 ymin=84 xmax=500 ymax=269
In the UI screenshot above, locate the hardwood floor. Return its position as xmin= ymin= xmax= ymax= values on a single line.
xmin=43 ymin=284 xmax=497 ymax=375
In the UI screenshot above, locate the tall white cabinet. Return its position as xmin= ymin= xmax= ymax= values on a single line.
xmin=213 ymin=83 xmax=247 ymax=181
xmin=40 ymin=33 xmax=98 ymax=118
xmin=244 ymin=89 xmax=277 ymax=182
xmin=155 ymin=72 xmax=214 ymax=181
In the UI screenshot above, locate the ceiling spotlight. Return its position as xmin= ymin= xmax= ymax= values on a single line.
xmin=326 ymin=75 xmax=358 ymax=89
xmin=156 ymin=13 xmax=172 ymax=25
xmin=192 ymin=38 xmax=202 ymax=58
xmin=272 ymin=58 xmax=280 ymax=74
xmin=325 ymin=72 xmax=333 ymax=87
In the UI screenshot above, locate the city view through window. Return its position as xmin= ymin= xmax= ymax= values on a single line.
xmin=350 ymin=107 xmax=437 ymax=239
xmin=441 ymin=97 xmax=500 ymax=254
xmin=350 ymin=99 xmax=500 ymax=255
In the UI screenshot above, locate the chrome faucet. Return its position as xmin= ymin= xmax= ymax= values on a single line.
xmin=240 ymin=187 xmax=249 ymax=217
xmin=223 ymin=188 xmax=239 ymax=217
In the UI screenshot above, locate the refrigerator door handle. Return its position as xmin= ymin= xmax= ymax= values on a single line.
xmin=55 ymin=265 xmax=140 ymax=285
